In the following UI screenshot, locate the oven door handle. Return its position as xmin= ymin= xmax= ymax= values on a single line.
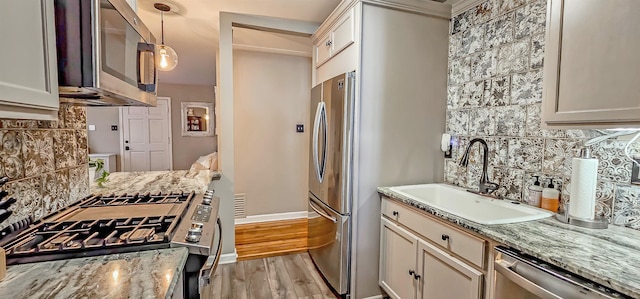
xmin=494 ymin=259 xmax=563 ymax=299
xmin=199 ymin=218 xmax=223 ymax=294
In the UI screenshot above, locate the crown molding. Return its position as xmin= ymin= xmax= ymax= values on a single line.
xmin=312 ymin=0 xmax=452 ymax=43
xmin=452 ymin=0 xmax=484 ymax=16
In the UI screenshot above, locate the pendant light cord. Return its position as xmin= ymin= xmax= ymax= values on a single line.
xmin=161 ymin=11 xmax=165 ymax=45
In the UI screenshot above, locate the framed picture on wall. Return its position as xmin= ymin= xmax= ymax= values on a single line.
xmin=181 ymin=102 xmax=215 ymax=137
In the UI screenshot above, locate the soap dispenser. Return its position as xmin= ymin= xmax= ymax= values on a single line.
xmin=541 ymin=179 xmax=560 ymax=213
xmin=527 ymin=176 xmax=543 ymax=207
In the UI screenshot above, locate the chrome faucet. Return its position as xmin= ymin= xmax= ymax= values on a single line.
xmin=459 ymin=138 xmax=499 ymax=195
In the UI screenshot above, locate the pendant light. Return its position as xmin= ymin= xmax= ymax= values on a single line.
xmin=154 ymin=3 xmax=178 ymax=71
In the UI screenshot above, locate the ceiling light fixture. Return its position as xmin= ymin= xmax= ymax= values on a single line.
xmin=154 ymin=3 xmax=178 ymax=71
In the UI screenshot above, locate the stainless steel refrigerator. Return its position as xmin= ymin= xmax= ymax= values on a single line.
xmin=308 ymin=72 xmax=355 ymax=295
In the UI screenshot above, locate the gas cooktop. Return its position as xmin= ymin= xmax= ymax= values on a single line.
xmin=1 ymin=191 xmax=218 ymax=265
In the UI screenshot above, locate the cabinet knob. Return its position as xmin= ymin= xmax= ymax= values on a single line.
xmin=326 ymin=40 xmax=333 ymax=46
xmin=392 ymin=211 xmax=399 ymax=216
xmin=408 ymin=269 xmax=415 ymax=276
xmin=414 ymin=273 xmax=421 ymax=280
xmin=441 ymin=234 xmax=449 ymax=241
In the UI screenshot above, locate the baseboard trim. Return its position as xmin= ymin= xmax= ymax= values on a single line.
xmin=219 ymin=250 xmax=238 ymax=264
xmin=235 ymin=211 xmax=307 ymax=225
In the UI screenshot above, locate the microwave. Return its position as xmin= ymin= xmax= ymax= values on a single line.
xmin=55 ymin=0 xmax=157 ymax=106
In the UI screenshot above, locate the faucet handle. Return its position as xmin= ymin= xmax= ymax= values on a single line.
xmin=482 ymin=181 xmax=499 ymax=194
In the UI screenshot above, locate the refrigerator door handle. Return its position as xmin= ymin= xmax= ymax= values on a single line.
xmin=319 ymin=103 xmax=327 ymax=182
xmin=309 ymin=199 xmax=338 ymax=223
xmin=312 ymin=102 xmax=326 ymax=183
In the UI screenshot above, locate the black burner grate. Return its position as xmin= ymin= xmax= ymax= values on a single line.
xmin=80 ymin=192 xmax=191 ymax=207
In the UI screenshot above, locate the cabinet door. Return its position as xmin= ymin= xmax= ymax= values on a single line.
xmin=0 ymin=0 xmax=59 ymax=119
xmin=316 ymin=33 xmax=332 ymax=67
xmin=543 ymin=0 xmax=640 ymax=127
xmin=380 ymin=218 xmax=418 ymax=299
xmin=331 ymin=7 xmax=355 ymax=56
xmin=417 ymin=239 xmax=483 ymax=299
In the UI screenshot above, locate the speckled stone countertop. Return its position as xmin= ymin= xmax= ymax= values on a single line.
xmin=91 ymin=170 xmax=221 ymax=195
xmin=379 ymin=186 xmax=640 ymax=298
xmin=0 ymin=247 xmax=189 ymax=299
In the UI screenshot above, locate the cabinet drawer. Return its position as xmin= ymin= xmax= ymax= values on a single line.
xmin=331 ymin=7 xmax=355 ymax=56
xmin=382 ymin=198 xmax=486 ymax=269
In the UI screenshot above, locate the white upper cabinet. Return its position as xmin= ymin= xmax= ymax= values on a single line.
xmin=0 ymin=0 xmax=59 ymax=120
xmin=313 ymin=7 xmax=355 ymax=68
xmin=542 ymin=0 xmax=640 ymax=128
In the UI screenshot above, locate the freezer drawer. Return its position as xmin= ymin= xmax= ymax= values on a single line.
xmin=308 ymin=194 xmax=350 ymax=295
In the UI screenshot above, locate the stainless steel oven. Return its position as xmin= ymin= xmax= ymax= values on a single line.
xmin=55 ymin=0 xmax=157 ymax=106
xmin=493 ymin=246 xmax=628 ymax=299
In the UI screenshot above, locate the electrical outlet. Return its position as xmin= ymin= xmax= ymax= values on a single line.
xmin=296 ymin=124 xmax=304 ymax=133
xmin=444 ymin=144 xmax=452 ymax=158
xmin=111 ymin=125 xmax=118 ymax=131
xmin=632 ymin=159 xmax=640 ymax=185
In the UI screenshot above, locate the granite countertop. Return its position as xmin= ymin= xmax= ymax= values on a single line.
xmin=91 ymin=170 xmax=221 ymax=195
xmin=378 ymin=186 xmax=640 ymax=298
xmin=0 ymin=247 xmax=189 ymax=299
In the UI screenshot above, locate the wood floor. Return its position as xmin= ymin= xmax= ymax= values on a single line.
xmin=235 ymin=219 xmax=308 ymax=260
xmin=210 ymin=253 xmax=338 ymax=299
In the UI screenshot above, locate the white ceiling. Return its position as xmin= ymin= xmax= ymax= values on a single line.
xmin=135 ymin=0 xmax=341 ymax=85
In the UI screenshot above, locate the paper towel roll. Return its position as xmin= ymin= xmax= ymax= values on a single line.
xmin=569 ymin=157 xmax=598 ymax=220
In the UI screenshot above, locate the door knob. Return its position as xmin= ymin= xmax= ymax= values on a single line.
xmin=125 ymin=140 xmax=129 ymax=144
xmin=125 ymin=146 xmax=130 ymax=151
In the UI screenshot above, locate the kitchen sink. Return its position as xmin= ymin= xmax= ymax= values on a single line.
xmin=388 ymin=184 xmax=553 ymax=225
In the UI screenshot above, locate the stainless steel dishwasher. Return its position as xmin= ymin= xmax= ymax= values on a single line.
xmin=493 ymin=246 xmax=629 ymax=299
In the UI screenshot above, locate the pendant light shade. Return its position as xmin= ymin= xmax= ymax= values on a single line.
xmin=157 ymin=44 xmax=178 ymax=71
xmin=154 ymin=3 xmax=178 ymax=71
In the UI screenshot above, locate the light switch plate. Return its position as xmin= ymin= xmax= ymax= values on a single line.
xmin=88 ymin=125 xmax=96 ymax=131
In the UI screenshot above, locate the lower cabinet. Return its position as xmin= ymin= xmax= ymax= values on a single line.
xmin=380 ymin=216 xmax=484 ymax=299
xmin=417 ymin=238 xmax=483 ymax=299
xmin=380 ymin=218 xmax=419 ymax=299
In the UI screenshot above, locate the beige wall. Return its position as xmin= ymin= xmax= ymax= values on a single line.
xmin=87 ymin=83 xmax=217 ymax=171
xmin=158 ymin=83 xmax=218 ymax=170
xmin=86 ymin=107 xmax=121 ymax=171
xmin=233 ymin=50 xmax=311 ymax=216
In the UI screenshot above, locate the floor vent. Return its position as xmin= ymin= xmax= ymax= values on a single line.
xmin=234 ymin=193 xmax=246 ymax=219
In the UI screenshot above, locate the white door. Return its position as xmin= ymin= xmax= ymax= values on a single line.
xmin=121 ymin=97 xmax=172 ymax=171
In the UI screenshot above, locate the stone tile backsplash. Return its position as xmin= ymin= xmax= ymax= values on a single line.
xmin=0 ymin=105 xmax=90 ymax=229
xmin=446 ymin=0 xmax=640 ymax=230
